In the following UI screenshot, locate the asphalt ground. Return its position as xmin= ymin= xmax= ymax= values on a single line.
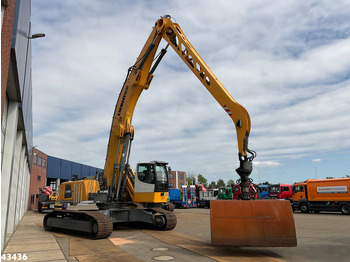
xmin=2 ymin=208 xmax=349 ymax=262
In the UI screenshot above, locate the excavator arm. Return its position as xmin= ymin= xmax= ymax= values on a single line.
xmin=157 ymin=16 xmax=256 ymax=199
xmin=105 ymin=15 xmax=255 ymax=201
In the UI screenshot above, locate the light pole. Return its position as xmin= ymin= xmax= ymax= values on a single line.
xmin=315 ymin=166 xmax=318 ymax=179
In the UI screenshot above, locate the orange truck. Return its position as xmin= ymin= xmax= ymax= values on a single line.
xmin=292 ymin=178 xmax=350 ymax=215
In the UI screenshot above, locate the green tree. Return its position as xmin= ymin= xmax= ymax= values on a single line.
xmin=187 ymin=172 xmax=196 ymax=186
xmin=197 ymin=174 xmax=208 ymax=188
xmin=187 ymin=177 xmax=192 ymax=186
xmin=208 ymin=181 xmax=217 ymax=189
xmin=226 ymin=179 xmax=235 ymax=187
xmin=217 ymin=179 xmax=225 ymax=188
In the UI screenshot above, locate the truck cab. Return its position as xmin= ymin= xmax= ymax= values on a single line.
xmin=292 ymin=183 xmax=306 ymax=202
xmin=258 ymin=185 xmax=269 ymax=199
xmin=217 ymin=184 xmax=258 ymax=200
xmin=268 ymin=184 xmax=293 ymax=200
xmin=217 ymin=187 xmax=233 ymax=200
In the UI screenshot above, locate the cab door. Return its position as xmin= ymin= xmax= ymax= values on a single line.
xmin=292 ymin=184 xmax=306 ymax=202
xmin=134 ymin=162 xmax=169 ymax=203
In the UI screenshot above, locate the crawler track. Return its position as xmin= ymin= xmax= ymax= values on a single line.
xmin=43 ymin=210 xmax=113 ymax=239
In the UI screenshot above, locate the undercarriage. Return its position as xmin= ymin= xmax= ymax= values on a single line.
xmin=43 ymin=202 xmax=176 ymax=239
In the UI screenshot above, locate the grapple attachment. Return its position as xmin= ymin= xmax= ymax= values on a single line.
xmin=210 ymin=199 xmax=297 ymax=247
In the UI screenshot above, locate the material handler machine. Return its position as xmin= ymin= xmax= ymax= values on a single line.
xmin=44 ymin=15 xmax=296 ymax=247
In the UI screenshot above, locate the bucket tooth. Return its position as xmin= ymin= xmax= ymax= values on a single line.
xmin=210 ymin=200 xmax=297 ymax=247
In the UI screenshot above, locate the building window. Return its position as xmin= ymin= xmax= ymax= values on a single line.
xmin=49 ymin=181 xmax=57 ymax=191
xmin=30 ymin=194 xmax=35 ymax=205
xmin=37 ymin=176 xmax=41 ymax=181
xmin=169 ymin=173 xmax=173 ymax=179
xmin=169 ymin=183 xmax=174 ymax=188
xmin=33 ymin=154 xmax=37 ymax=165
xmin=43 ymin=159 xmax=46 ymax=168
xmin=38 ymin=157 xmax=42 ymax=167
xmin=179 ymin=174 xmax=184 ymax=179
xmin=180 ymin=183 xmax=184 ymax=187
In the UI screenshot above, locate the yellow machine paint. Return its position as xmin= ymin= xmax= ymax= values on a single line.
xmin=133 ymin=192 xmax=169 ymax=203
xmin=58 ymin=179 xmax=100 ymax=203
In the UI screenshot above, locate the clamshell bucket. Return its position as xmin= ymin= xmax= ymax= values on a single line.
xmin=210 ymin=199 xmax=297 ymax=247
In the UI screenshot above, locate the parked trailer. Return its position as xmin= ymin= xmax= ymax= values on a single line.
xmin=168 ymin=186 xmax=197 ymax=208
xmin=292 ymin=178 xmax=350 ymax=215
xmin=168 ymin=188 xmax=183 ymax=208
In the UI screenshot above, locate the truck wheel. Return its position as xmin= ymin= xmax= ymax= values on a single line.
xmin=340 ymin=203 xmax=350 ymax=215
xmin=300 ymin=203 xmax=309 ymax=213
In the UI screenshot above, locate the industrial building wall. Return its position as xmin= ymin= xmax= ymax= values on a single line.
xmin=28 ymin=148 xmax=48 ymax=210
xmin=44 ymin=155 xmax=103 ymax=194
xmin=47 ymin=155 xmax=103 ymax=181
xmin=1 ymin=0 xmax=32 ymax=251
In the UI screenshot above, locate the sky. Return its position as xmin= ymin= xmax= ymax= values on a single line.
xmin=31 ymin=0 xmax=350 ymax=185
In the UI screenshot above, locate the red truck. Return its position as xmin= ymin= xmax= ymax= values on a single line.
xmin=268 ymin=184 xmax=293 ymax=200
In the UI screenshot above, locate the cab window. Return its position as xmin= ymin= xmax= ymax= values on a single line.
xmin=64 ymin=184 xmax=72 ymax=198
xmin=293 ymin=186 xmax=304 ymax=193
xmin=281 ymin=186 xmax=290 ymax=192
xmin=137 ymin=164 xmax=155 ymax=184
xmin=269 ymin=185 xmax=279 ymax=193
xmin=155 ymin=165 xmax=167 ymax=190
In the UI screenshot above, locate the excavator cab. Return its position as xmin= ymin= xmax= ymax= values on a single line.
xmin=133 ymin=161 xmax=169 ymax=203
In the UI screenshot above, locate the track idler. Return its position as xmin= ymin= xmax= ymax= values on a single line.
xmin=153 ymin=208 xmax=177 ymax=230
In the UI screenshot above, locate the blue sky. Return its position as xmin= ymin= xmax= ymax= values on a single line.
xmin=31 ymin=0 xmax=350 ymax=185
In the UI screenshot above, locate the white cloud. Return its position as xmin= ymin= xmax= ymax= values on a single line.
xmin=253 ymin=161 xmax=283 ymax=167
xmin=312 ymin=159 xmax=322 ymax=162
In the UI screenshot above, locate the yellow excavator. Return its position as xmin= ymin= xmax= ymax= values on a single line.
xmin=44 ymin=15 xmax=296 ymax=247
